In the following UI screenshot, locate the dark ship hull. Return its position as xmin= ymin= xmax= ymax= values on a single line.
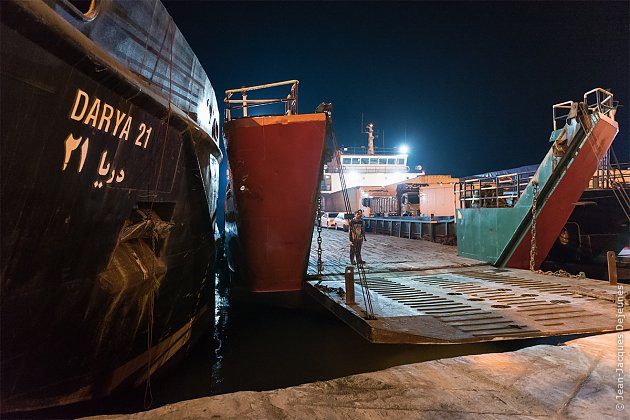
xmin=544 ymin=186 xmax=630 ymax=274
xmin=1 ymin=0 xmax=221 ymax=412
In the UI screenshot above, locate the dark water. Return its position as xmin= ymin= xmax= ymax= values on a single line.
xmin=14 ymin=262 xmax=593 ymax=419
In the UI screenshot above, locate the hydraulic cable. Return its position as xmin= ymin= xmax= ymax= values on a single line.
xmin=329 ymin=127 xmax=375 ymax=319
xmin=608 ymin=148 xmax=630 ymax=222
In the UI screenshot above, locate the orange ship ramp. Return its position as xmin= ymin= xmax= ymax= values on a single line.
xmin=306 ymin=228 xmax=626 ymax=344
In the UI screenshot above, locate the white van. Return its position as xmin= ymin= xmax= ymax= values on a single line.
xmin=334 ymin=212 xmax=351 ymax=231
xmin=319 ymin=212 xmax=339 ymax=228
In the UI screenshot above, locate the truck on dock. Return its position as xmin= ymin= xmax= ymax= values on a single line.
xmin=350 ymin=183 xmax=423 ymax=216
xmin=395 ymin=183 xmax=423 ymax=216
xmin=322 ymin=184 xmax=419 ymax=217
xmin=322 ymin=185 xmax=396 ymax=216
xmin=322 ymin=178 xmax=460 ymax=217
xmin=362 ymin=183 xmax=431 ymax=217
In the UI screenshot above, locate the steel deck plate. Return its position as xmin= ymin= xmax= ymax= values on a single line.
xmin=306 ymin=228 xmax=626 ymax=344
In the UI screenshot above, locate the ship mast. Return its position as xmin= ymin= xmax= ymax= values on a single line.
xmin=366 ymin=122 xmax=375 ymax=155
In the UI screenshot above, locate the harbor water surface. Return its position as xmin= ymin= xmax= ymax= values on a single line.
xmin=23 ymin=261 xmax=588 ymax=419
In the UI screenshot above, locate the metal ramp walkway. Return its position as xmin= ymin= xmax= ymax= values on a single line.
xmin=305 ymin=228 xmax=625 ymax=344
xmin=306 ymin=265 xmax=622 ymax=344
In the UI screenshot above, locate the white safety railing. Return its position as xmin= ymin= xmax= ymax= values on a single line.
xmin=224 ymin=80 xmax=298 ymax=121
xmin=553 ymin=87 xmax=616 ymax=130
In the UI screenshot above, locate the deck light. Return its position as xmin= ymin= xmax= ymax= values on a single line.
xmin=399 ymin=145 xmax=409 ymax=154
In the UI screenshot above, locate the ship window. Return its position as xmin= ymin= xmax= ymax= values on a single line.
xmin=370 ymin=158 xmax=378 ymax=164
xmin=352 ymin=158 xmax=360 ymax=164
xmin=342 ymin=158 xmax=351 ymax=164
xmin=387 ymin=158 xmax=396 ymax=164
xmin=378 ymin=158 xmax=387 ymax=165
xmin=397 ymin=158 xmax=405 ymax=165
xmin=361 ymin=158 xmax=369 ymax=164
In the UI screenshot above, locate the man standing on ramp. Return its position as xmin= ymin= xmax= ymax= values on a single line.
xmin=349 ymin=209 xmax=367 ymax=265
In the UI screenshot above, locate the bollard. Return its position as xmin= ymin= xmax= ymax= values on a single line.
xmin=345 ymin=266 xmax=355 ymax=305
xmin=608 ymin=251 xmax=618 ymax=285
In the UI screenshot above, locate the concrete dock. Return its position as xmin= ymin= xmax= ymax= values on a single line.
xmin=85 ymin=332 xmax=628 ymax=419
xmin=307 ymin=228 xmax=626 ymax=344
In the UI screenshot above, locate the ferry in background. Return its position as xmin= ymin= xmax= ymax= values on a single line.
xmin=223 ymin=81 xmax=329 ymax=294
xmin=321 ymin=122 xmax=425 ymax=195
xmin=320 ymin=122 xmax=460 ymax=218
xmin=1 ymin=0 xmax=221 ymax=412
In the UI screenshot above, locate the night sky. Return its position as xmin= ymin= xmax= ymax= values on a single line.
xmin=165 ymin=1 xmax=629 ymax=177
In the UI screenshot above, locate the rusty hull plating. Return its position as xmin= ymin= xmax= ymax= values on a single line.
xmin=224 ymin=113 xmax=328 ymax=293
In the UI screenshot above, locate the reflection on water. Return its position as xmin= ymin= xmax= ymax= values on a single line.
xmin=18 ymin=261 xmax=589 ymax=418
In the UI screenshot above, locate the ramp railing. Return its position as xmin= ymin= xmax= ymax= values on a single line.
xmin=584 ymin=88 xmax=616 ymax=117
xmin=456 ymin=170 xmax=536 ymax=209
xmin=224 ymin=80 xmax=299 ymax=121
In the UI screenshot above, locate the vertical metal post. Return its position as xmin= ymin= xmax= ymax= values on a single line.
xmin=608 ymin=251 xmax=618 ymax=285
xmin=225 ymin=92 xmax=232 ymax=121
xmin=604 ymin=150 xmax=610 ymax=189
xmin=495 ymin=178 xmax=499 ymax=208
xmin=293 ymin=82 xmax=298 ymax=114
xmin=242 ymin=92 xmax=248 ymax=117
xmin=345 ymin=266 xmax=355 ymax=304
xmin=478 ymin=179 xmax=482 ymax=207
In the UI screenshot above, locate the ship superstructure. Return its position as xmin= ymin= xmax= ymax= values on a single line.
xmin=322 ymin=123 xmax=425 ymax=193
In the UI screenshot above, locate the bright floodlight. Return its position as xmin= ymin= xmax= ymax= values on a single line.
xmin=399 ymin=145 xmax=409 ymax=154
